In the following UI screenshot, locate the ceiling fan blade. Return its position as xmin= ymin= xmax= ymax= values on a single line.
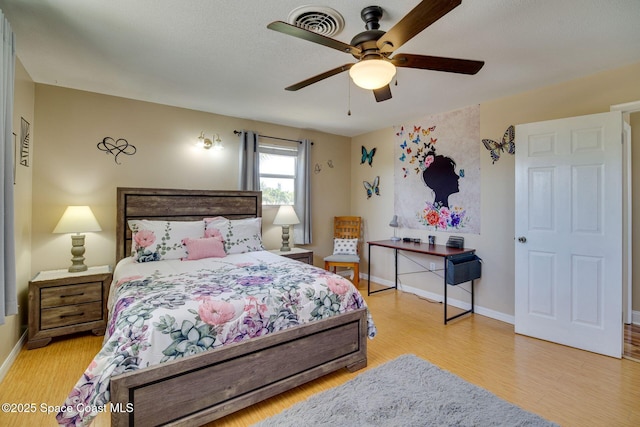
xmin=377 ymin=0 xmax=462 ymax=54
xmin=391 ymin=53 xmax=484 ymax=75
xmin=373 ymin=85 xmax=393 ymax=102
xmin=268 ymin=21 xmax=361 ymax=56
xmin=285 ymin=64 xmax=354 ymax=91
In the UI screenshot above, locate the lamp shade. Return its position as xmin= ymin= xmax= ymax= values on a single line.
xmin=211 ymin=134 xmax=224 ymax=151
xmin=349 ymin=59 xmax=396 ymax=90
xmin=53 ymin=206 xmax=102 ymax=234
xmin=389 ymin=215 xmax=399 ymax=227
xmin=273 ymin=205 xmax=300 ymax=225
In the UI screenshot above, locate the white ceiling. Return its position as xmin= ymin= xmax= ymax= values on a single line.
xmin=1 ymin=0 xmax=639 ymax=137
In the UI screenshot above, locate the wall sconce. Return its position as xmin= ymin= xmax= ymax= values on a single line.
xmin=53 ymin=206 xmax=102 ymax=272
xmin=197 ymin=131 xmax=224 ymax=151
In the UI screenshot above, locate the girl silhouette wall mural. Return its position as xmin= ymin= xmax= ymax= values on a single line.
xmin=394 ymin=105 xmax=480 ymax=233
xmin=421 ymin=152 xmax=459 ymax=208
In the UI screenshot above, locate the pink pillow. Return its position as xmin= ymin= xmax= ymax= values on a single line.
xmin=204 ymin=226 xmax=223 ymax=239
xmin=182 ymin=236 xmax=226 ymax=260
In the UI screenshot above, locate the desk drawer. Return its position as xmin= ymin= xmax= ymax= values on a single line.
xmin=41 ymin=302 xmax=103 ymax=329
xmin=41 ymin=282 xmax=102 ymax=308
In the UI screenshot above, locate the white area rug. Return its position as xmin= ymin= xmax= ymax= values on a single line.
xmin=254 ymin=354 xmax=558 ymax=427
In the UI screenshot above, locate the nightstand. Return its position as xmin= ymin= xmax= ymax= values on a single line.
xmin=269 ymin=247 xmax=314 ymax=265
xmin=27 ymin=265 xmax=112 ymax=349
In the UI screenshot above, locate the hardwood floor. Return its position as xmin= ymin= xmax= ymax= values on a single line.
xmin=1 ymin=285 xmax=639 ymax=426
xmin=625 ymin=323 xmax=640 ymax=361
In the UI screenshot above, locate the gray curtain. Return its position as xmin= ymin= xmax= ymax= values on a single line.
xmin=294 ymin=139 xmax=312 ymax=244
xmin=238 ymin=131 xmax=259 ymax=191
xmin=0 ymin=12 xmax=16 ymax=325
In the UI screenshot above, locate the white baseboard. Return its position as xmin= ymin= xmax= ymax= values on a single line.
xmin=362 ymin=274 xmax=515 ymax=325
xmin=632 ymin=310 xmax=640 ymax=326
xmin=0 ymin=330 xmax=26 ymax=384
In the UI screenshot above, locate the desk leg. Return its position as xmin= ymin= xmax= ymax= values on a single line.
xmin=471 ymin=279 xmax=475 ymax=313
xmin=368 ymin=245 xmax=399 ymax=295
xmin=394 ymin=249 xmax=398 ymax=290
xmin=444 ymin=258 xmax=448 ymax=324
xmin=444 ymin=279 xmax=475 ymax=325
xmin=367 ymin=244 xmax=371 ymax=296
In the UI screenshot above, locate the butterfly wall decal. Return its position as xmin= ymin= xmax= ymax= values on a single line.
xmin=361 ymin=146 xmax=376 ymax=166
xmin=482 ymin=125 xmax=515 ymax=164
xmin=363 ymin=176 xmax=380 ymax=199
xmin=397 ymin=123 xmax=438 ymax=179
xmin=422 ymin=126 xmax=436 ymax=136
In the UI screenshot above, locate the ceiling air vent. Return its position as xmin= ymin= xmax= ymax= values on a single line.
xmin=288 ymin=6 xmax=344 ymax=37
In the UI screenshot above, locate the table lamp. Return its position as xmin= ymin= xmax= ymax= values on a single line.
xmin=273 ymin=205 xmax=300 ymax=251
xmin=389 ymin=215 xmax=401 ymax=241
xmin=53 ymin=206 xmax=102 ymax=272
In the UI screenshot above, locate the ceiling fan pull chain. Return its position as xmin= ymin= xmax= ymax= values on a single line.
xmin=347 ymin=74 xmax=352 ymax=116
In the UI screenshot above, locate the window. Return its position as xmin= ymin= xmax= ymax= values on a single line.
xmin=259 ymin=143 xmax=298 ymax=205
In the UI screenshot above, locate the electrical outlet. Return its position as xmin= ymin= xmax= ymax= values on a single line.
xmin=429 ymin=262 xmax=436 ymax=271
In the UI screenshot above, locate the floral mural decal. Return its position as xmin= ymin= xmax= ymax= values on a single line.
xmin=394 ymin=105 xmax=480 ymax=234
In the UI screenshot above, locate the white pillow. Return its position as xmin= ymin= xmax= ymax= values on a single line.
xmin=128 ymin=220 xmax=204 ymax=262
xmin=333 ymin=238 xmax=358 ymax=255
xmin=205 ymin=217 xmax=264 ymax=254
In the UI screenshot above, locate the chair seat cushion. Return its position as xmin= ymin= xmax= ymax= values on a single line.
xmin=324 ymin=254 xmax=360 ymax=263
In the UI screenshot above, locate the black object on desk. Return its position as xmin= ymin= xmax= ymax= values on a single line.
xmin=367 ymin=240 xmax=480 ymax=324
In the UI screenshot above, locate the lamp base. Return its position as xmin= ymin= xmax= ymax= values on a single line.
xmin=389 ymin=237 xmax=401 ymax=241
xmin=280 ymin=225 xmax=291 ymax=251
xmin=68 ymin=234 xmax=88 ymax=272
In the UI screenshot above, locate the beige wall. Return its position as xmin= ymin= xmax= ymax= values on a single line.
xmin=31 ymin=85 xmax=351 ymax=275
xmin=353 ymin=61 xmax=640 ymax=319
xmin=0 ymin=59 xmax=34 ymax=370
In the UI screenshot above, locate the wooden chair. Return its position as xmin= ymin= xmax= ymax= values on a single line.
xmin=324 ymin=216 xmax=362 ymax=287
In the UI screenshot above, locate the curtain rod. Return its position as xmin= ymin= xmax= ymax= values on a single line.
xmin=233 ymin=130 xmax=313 ymax=145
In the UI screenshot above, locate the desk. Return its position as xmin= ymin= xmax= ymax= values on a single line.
xmin=367 ymin=240 xmax=477 ymax=324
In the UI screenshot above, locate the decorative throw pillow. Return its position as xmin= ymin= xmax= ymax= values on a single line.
xmin=204 ymin=216 xmax=264 ymax=254
xmin=204 ymin=216 xmax=229 ymax=241
xmin=128 ymin=220 xmax=204 ymax=262
xmin=333 ymin=238 xmax=358 ymax=255
xmin=182 ymin=236 xmax=226 ymax=260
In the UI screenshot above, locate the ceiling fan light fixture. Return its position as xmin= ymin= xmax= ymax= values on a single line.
xmin=349 ymin=59 xmax=396 ymax=90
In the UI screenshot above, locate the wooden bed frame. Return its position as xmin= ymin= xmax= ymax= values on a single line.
xmin=110 ymin=187 xmax=368 ymax=426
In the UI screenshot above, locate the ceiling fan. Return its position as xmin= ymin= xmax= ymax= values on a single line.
xmin=267 ymin=0 xmax=484 ymax=102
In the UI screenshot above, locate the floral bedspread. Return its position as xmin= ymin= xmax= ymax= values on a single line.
xmin=56 ymin=251 xmax=376 ymax=426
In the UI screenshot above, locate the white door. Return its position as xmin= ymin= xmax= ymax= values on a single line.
xmin=514 ymin=111 xmax=623 ymax=358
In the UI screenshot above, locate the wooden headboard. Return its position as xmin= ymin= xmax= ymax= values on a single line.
xmin=116 ymin=187 xmax=262 ymax=262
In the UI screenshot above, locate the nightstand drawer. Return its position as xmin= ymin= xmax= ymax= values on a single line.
xmin=41 ymin=282 xmax=102 ymax=308
xmin=41 ymin=302 xmax=103 ymax=329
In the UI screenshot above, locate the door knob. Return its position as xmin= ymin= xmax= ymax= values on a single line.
xmin=517 ymin=236 xmax=527 ymax=243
